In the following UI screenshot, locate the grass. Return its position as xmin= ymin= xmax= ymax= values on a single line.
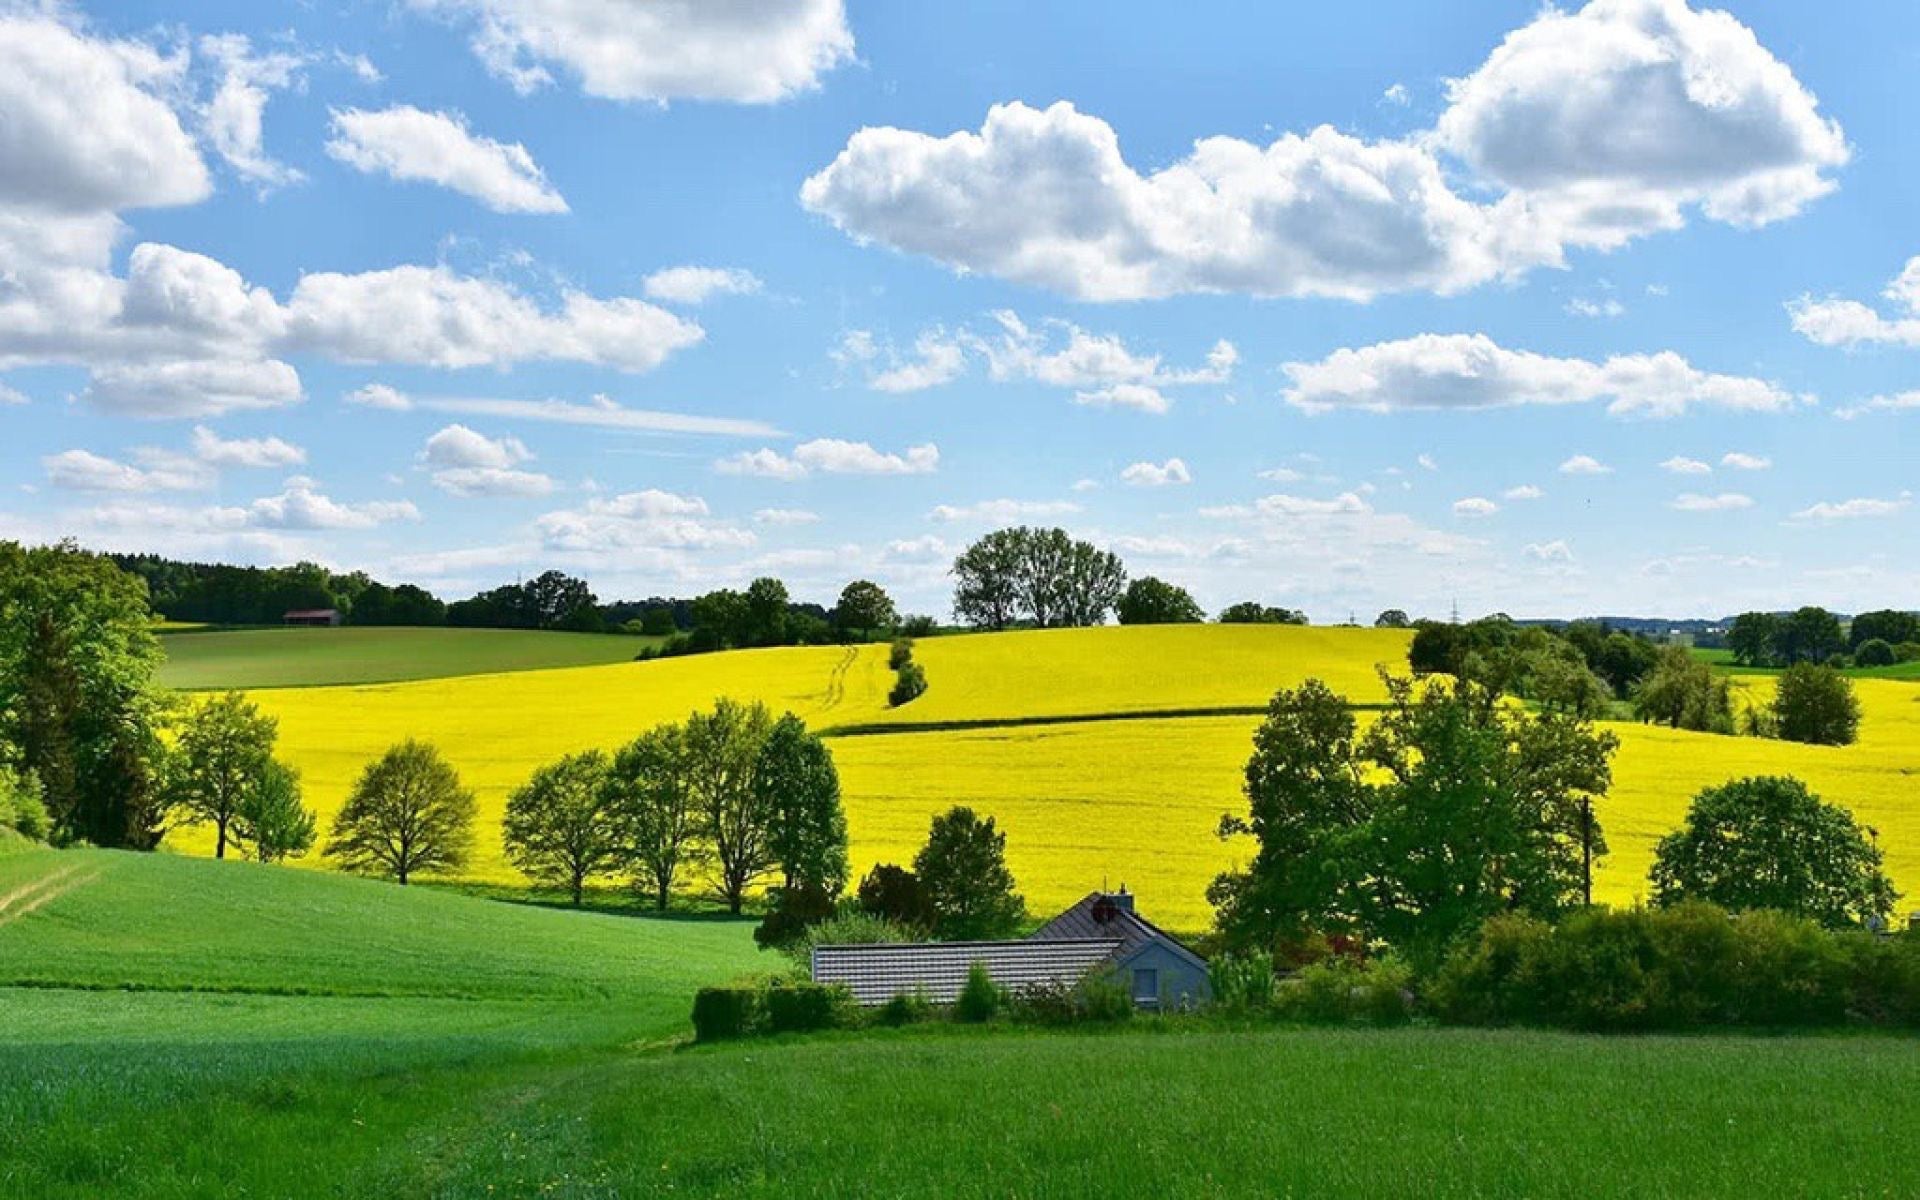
xmin=1694 ymin=646 xmax=1920 ymax=680
xmin=156 ymin=625 xmax=664 ymax=690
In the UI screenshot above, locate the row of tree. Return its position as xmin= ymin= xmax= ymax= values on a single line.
xmin=1212 ymin=669 xmax=1895 ymax=970
xmin=1727 ymin=607 xmax=1920 ymax=668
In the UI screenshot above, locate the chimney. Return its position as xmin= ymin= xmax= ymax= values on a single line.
xmin=1109 ymin=884 xmax=1134 ymax=913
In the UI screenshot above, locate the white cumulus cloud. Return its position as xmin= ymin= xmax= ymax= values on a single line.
xmin=1121 ymin=458 xmax=1191 ymax=487
xmin=326 ymin=105 xmax=568 ymax=213
xmin=642 ymin=266 xmax=763 ymax=305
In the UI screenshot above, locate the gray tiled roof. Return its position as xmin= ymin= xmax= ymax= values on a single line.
xmin=812 ymin=939 xmax=1123 ymax=1006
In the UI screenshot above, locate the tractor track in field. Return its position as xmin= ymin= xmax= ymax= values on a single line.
xmin=0 ymin=862 xmax=102 ymax=929
xmin=819 ymin=645 xmax=859 ymax=711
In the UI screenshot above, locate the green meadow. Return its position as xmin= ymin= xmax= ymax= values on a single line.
xmin=156 ymin=626 xmax=662 ymax=690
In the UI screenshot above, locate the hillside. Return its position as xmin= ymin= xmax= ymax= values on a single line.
xmin=7 ymin=847 xmax=1918 ymax=1196
xmin=157 ymin=626 xmax=663 ymax=690
xmin=151 ymin=625 xmax=1920 ymax=930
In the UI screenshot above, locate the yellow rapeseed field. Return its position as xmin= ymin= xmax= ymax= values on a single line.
xmin=166 ymin=626 xmax=1920 ymax=932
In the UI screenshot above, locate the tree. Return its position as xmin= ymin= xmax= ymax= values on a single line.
xmin=502 ymin=751 xmax=621 ymax=905
xmin=327 ymin=740 xmax=476 ymax=885
xmin=1631 ymin=646 xmax=1733 ymax=734
xmin=605 ymin=725 xmax=700 ymax=910
xmin=684 ymin=699 xmax=776 ymax=914
xmin=1776 ymin=606 xmax=1845 ymax=666
xmin=1054 ymin=537 xmax=1127 ymax=627
xmin=1218 ymin=601 xmax=1308 ymax=625
xmin=857 ymin=863 xmax=930 ymax=929
xmin=1856 ymin=638 xmax=1897 ymax=668
xmin=834 ymin=580 xmax=897 ymax=640
xmin=1211 ymin=673 xmax=1617 ymax=965
xmin=165 ymin=691 xmax=279 ymax=859
xmin=1851 ymin=610 xmax=1919 ymax=652
xmin=1772 ymin=663 xmax=1860 ymax=746
xmin=951 ymin=529 xmax=1023 ymax=631
xmin=744 ymin=577 xmax=791 ymax=646
xmin=0 ymin=765 xmax=50 ymax=841
xmin=523 ymin=570 xmax=598 ymax=630
xmin=1117 ymin=577 xmax=1205 ymax=625
xmin=1650 ymin=776 xmax=1895 ymax=928
xmin=0 ymin=542 xmax=169 ymax=848
xmin=1374 ymin=609 xmax=1411 ymax=629
xmin=690 ymin=588 xmax=752 ymax=648
xmin=233 ymin=761 xmax=315 ymax=863
xmin=755 ymin=715 xmax=848 ymax=895
xmin=1726 ymin=611 xmax=1783 ymax=667
xmin=913 ymin=806 xmax=1025 ymax=940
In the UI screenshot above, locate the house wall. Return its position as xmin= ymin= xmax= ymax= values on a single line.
xmin=1116 ymin=940 xmax=1211 ymax=1010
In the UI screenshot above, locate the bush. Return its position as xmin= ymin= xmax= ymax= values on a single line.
xmin=888 ymin=638 xmax=915 ymax=671
xmin=691 ymin=985 xmax=764 ymax=1041
xmin=856 ymin=863 xmax=929 ymax=929
xmin=1856 ymin=639 xmax=1897 ymax=668
xmin=0 ymin=767 xmax=49 ymax=841
xmin=765 ymin=981 xmax=852 ymax=1033
xmin=900 ymin=614 xmax=938 ymax=638
xmin=1727 ymin=908 xmax=1849 ymax=1026
xmin=786 ymin=909 xmax=916 ymax=973
xmin=889 ymin=661 xmax=928 ymax=707
xmin=756 ymin=884 xmax=839 ymax=951
xmin=876 ymin=988 xmax=936 ymax=1027
xmin=1428 ymin=913 xmax=1554 ymax=1026
xmin=1009 ymin=969 xmax=1134 ymax=1026
xmin=1276 ymin=958 xmax=1412 ymax=1025
xmin=1208 ymin=950 xmax=1278 ymax=1014
xmin=1897 ymin=642 xmax=1920 ymax=664
xmin=953 ymin=961 xmax=1001 ymax=1023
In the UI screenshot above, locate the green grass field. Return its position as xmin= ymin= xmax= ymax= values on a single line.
xmin=1693 ymin=646 xmax=1920 ymax=680
xmin=157 ymin=626 xmax=663 ymax=689
xmin=6 ymin=846 xmax=1920 ymax=1196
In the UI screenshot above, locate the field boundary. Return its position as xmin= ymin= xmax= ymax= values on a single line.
xmin=819 ymin=703 xmax=1392 ymax=738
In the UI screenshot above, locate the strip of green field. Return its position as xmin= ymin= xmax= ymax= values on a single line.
xmin=1693 ymin=646 xmax=1920 ymax=680
xmin=157 ymin=626 xmax=663 ymax=689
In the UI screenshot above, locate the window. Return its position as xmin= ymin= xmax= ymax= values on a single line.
xmin=1132 ymin=968 xmax=1159 ymax=1004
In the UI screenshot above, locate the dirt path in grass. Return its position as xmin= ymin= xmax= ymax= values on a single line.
xmin=0 ymin=863 xmax=101 ymax=928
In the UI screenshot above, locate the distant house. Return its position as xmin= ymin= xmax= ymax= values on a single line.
xmin=812 ymin=888 xmax=1210 ymax=1010
xmin=282 ymin=608 xmax=341 ymax=627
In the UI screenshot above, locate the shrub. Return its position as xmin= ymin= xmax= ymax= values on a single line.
xmin=1897 ymin=642 xmax=1920 ymax=665
xmin=876 ymin=988 xmax=935 ymax=1027
xmin=1077 ymin=969 xmax=1136 ymax=1023
xmin=1427 ymin=913 xmax=1553 ymax=1026
xmin=756 ymin=883 xmax=839 ymax=951
xmin=1009 ymin=969 xmax=1134 ymax=1026
xmin=0 ymin=767 xmax=49 ymax=841
xmin=855 ymin=863 xmax=929 ymax=929
xmin=889 ymin=661 xmax=928 ymax=707
xmin=1276 ymin=958 xmax=1411 ymax=1025
xmin=1727 ymin=909 xmax=1849 ymax=1026
xmin=786 ymin=909 xmax=916 ymax=974
xmin=765 ymin=982 xmax=852 ymax=1033
xmin=691 ymin=985 xmax=764 ymax=1041
xmin=1856 ymin=638 xmax=1897 ymax=668
xmin=900 ymin=614 xmax=938 ymax=638
xmin=888 ymin=638 xmax=915 ymax=671
xmin=1529 ymin=907 xmax=1661 ymax=1031
xmin=1208 ymin=950 xmax=1278 ymax=1014
xmin=953 ymin=961 xmax=1001 ymax=1023
xmin=1836 ymin=934 xmax=1920 ymax=1026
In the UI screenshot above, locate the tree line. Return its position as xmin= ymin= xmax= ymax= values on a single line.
xmin=1726 ymin=606 xmax=1919 ymax=669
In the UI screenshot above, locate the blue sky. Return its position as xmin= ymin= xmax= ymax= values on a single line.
xmin=2 ymin=0 xmax=1917 ymax=621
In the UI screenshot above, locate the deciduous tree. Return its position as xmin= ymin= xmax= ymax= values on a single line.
xmin=606 ymin=724 xmax=700 ymax=910
xmin=914 ymin=806 xmax=1025 ymax=940
xmin=233 ymin=761 xmax=315 ymax=864
xmin=1772 ymin=663 xmax=1860 ymax=746
xmin=685 ymin=699 xmax=777 ymax=914
xmin=327 ymin=740 xmax=475 ymax=885
xmin=1651 ymin=776 xmax=1894 ymax=928
xmin=503 ymin=750 xmax=621 ymax=904
xmin=833 ymin=580 xmax=897 ymax=640
xmin=166 ymin=691 xmax=279 ymax=859
xmin=756 ymin=715 xmax=848 ymax=895
xmin=1117 ymin=577 xmax=1204 ymax=625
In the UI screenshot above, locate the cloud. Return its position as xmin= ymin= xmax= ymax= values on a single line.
xmin=1670 ymin=492 xmax=1753 ymax=511
xmin=1452 ymin=497 xmax=1499 ymax=517
xmin=642 ymin=266 xmax=763 ymax=305
xmin=326 ymin=105 xmax=568 ymax=213
xmin=1524 ymin=539 xmax=1574 ymax=563
xmin=1790 ymin=494 xmax=1912 ymax=522
xmin=199 ymin=34 xmax=307 ymax=191
xmin=0 ymin=381 xmax=26 ymax=405
xmin=1075 ymin=384 xmax=1169 ymax=414
xmin=1559 ymin=454 xmax=1612 ymax=476
xmin=754 ymin=508 xmax=819 ymax=526
xmin=1503 ymin=484 xmax=1544 ymax=500
xmin=345 ymin=383 xmax=412 ymax=411
xmin=244 ymin=479 xmax=420 ymax=530
xmin=534 ymin=490 xmax=753 ymax=554
xmin=1381 ymin=83 xmax=1410 ymax=107
xmin=412 ymin=0 xmax=855 ymax=103
xmin=1280 ymin=333 xmax=1799 ymax=418
xmin=1565 ymin=297 xmax=1624 ymax=318
xmin=0 ymin=15 xmax=208 ymax=215
xmin=43 ymin=448 xmax=210 ymax=493
xmin=802 ymin=3 xmax=1843 ymax=301
xmin=284 ymin=266 xmax=701 ymax=371
xmin=420 ymin=423 xmax=554 ymax=497
xmin=718 ymin=439 xmax=940 ymax=480
xmin=1203 ymin=492 xmax=1375 ymax=519
xmin=1721 ymin=451 xmax=1771 ymax=470
xmin=1121 ymin=458 xmax=1191 ymax=487
xmin=1789 ymin=256 xmax=1920 ymax=347
xmin=1836 ymin=391 xmax=1920 ymax=420
xmin=190 ymin=425 xmax=305 ymax=468
xmin=402 ymin=394 xmax=776 ymax=437
xmin=847 ymin=329 xmax=969 ymax=394
xmin=82 ymin=358 xmax=304 ymax=418
xmin=1660 ymin=455 xmax=1712 ymax=475
xmin=929 ymin=499 xmax=1081 ymax=524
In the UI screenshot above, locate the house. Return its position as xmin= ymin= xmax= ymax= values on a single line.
xmin=811 ymin=888 xmax=1210 ymax=1010
xmin=282 ymin=609 xmax=341 ymax=627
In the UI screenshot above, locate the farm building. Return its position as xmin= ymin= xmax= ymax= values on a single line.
xmin=812 ymin=889 xmax=1210 ymax=1010
xmin=282 ymin=608 xmax=341 ymax=626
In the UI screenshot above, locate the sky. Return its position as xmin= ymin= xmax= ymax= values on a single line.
xmin=2 ymin=0 xmax=1917 ymax=622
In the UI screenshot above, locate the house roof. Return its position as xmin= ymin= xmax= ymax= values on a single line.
xmin=1030 ymin=892 xmax=1211 ymax=974
xmin=812 ymin=938 xmax=1123 ymax=1006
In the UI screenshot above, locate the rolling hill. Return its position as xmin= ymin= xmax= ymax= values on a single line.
xmin=157 ymin=625 xmax=663 ymax=690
